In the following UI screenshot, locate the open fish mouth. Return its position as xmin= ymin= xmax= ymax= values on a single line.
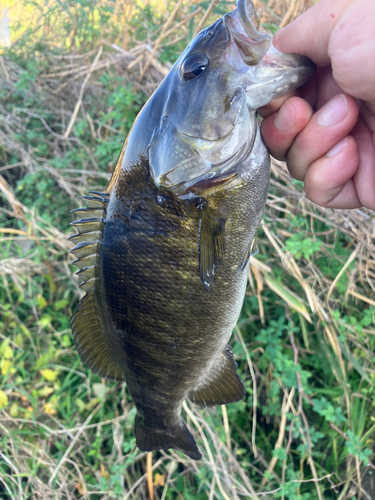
xmin=226 ymin=0 xmax=272 ymax=66
xmin=224 ymin=0 xmax=316 ymax=109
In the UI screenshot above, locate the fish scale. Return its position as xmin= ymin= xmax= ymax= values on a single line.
xmin=69 ymin=0 xmax=315 ymax=459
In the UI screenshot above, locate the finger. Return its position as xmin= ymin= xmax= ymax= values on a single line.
xmin=304 ymin=136 xmax=361 ymax=208
xmin=273 ymin=0 xmax=354 ymax=66
xmin=257 ymin=90 xmax=298 ymax=118
xmin=274 ymin=0 xmax=375 ymax=103
xmin=287 ymin=67 xmax=341 ymax=113
xmin=260 ymin=96 xmax=313 ymax=160
xmin=313 ymin=66 xmax=343 ymax=110
xmin=351 ymin=116 xmax=375 ymax=210
xmin=329 ymin=0 xmax=375 ymax=102
xmin=287 ymin=93 xmax=359 ymax=180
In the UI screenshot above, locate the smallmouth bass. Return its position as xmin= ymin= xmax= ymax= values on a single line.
xmin=69 ymin=0 xmax=315 ymax=460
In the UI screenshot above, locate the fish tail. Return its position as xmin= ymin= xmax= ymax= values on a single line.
xmin=134 ymin=414 xmax=202 ymax=460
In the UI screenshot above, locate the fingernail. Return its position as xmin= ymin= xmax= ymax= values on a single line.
xmin=274 ymin=102 xmax=295 ymax=132
xmin=318 ymin=94 xmax=347 ymax=127
xmin=326 ymin=138 xmax=347 ymax=157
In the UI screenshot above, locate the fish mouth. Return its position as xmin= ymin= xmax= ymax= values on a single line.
xmin=225 ymin=0 xmax=272 ymax=67
xmin=225 ymin=0 xmax=315 ymax=84
xmin=224 ymin=0 xmax=316 ymax=109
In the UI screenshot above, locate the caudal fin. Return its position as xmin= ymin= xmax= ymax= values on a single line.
xmin=134 ymin=414 xmax=202 ymax=460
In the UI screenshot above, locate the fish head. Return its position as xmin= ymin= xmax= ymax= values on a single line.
xmin=148 ymin=0 xmax=316 ymax=195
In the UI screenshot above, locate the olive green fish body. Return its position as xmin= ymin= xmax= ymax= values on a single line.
xmin=101 ymin=154 xmax=268 ymax=458
xmin=70 ymin=0 xmax=315 ymax=460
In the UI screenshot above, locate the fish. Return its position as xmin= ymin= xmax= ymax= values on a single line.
xmin=69 ymin=0 xmax=315 ymax=460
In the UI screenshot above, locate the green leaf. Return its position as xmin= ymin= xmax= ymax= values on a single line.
xmin=37 ymin=294 xmax=48 ymax=310
xmin=40 ymin=369 xmax=59 ymax=382
xmin=0 ymin=390 xmax=8 ymax=409
xmin=54 ymin=299 xmax=69 ymax=311
xmin=0 ymin=339 xmax=14 ymax=359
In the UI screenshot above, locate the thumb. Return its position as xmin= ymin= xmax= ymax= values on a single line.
xmin=273 ymin=0 xmax=353 ymax=66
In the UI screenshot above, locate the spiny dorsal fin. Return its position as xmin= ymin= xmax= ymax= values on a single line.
xmin=72 ymin=253 xmax=96 ymax=269
xmin=188 ymin=347 xmax=245 ymax=407
xmin=69 ymin=193 xmax=107 ymax=292
xmin=68 ymin=230 xmax=102 ymax=244
xmin=71 ymin=291 xmax=124 ymax=380
xmin=70 ymin=192 xmax=123 ymax=380
xmin=79 ymin=277 xmax=99 ymax=293
xmin=77 ymin=265 xmax=98 ymax=282
xmin=71 ymin=217 xmax=104 ymax=234
xmin=70 ymin=241 xmax=101 ymax=260
xmin=71 ymin=207 xmax=104 ymax=218
xmin=88 ymin=191 xmax=110 ymax=198
xmin=78 ymin=194 xmax=109 ymax=209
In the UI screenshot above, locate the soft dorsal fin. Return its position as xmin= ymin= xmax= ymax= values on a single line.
xmin=188 ymin=347 xmax=245 ymax=407
xmin=69 ymin=192 xmax=124 ymax=380
xmin=71 ymin=291 xmax=124 ymax=380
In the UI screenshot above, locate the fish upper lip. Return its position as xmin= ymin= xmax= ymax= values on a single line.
xmin=224 ymin=13 xmax=253 ymax=49
xmin=224 ymin=6 xmax=271 ymax=66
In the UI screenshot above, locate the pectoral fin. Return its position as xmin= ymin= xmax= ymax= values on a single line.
xmin=188 ymin=347 xmax=245 ymax=407
xmin=198 ymin=214 xmax=226 ymax=290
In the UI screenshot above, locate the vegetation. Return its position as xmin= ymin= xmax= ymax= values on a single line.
xmin=0 ymin=0 xmax=374 ymax=498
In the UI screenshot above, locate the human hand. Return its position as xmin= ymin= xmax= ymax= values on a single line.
xmin=259 ymin=0 xmax=375 ymax=210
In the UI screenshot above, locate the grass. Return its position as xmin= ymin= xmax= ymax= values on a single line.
xmin=0 ymin=0 xmax=374 ymax=498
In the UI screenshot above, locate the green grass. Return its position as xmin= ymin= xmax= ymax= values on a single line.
xmin=0 ymin=0 xmax=374 ymax=498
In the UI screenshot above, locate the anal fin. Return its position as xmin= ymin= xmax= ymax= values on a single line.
xmin=188 ymin=347 xmax=245 ymax=407
xmin=71 ymin=291 xmax=124 ymax=380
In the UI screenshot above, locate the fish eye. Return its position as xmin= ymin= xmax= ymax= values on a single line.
xmin=181 ymin=53 xmax=209 ymax=81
